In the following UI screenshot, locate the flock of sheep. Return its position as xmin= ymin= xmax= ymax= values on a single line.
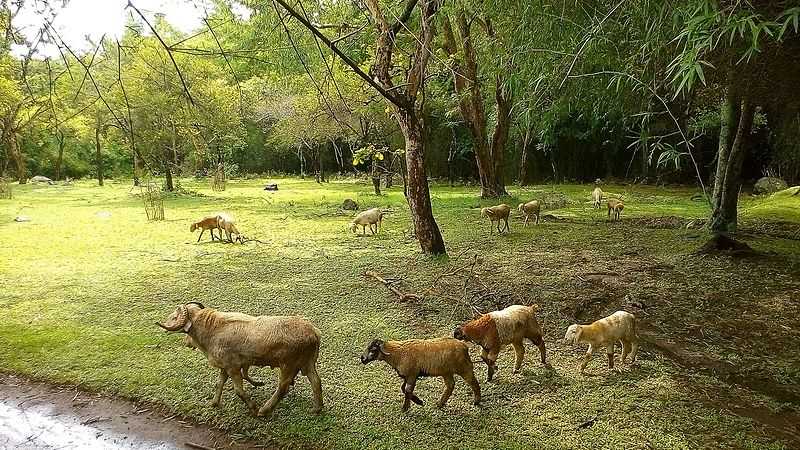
xmin=156 ymin=302 xmax=638 ymax=418
xmin=169 ymin=185 xmax=636 ymax=418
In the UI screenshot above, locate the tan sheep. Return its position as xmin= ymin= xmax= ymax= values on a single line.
xmin=190 ymin=216 xmax=223 ymax=242
xmin=607 ymin=199 xmax=624 ymax=220
xmin=454 ymin=305 xmax=546 ymax=381
xmin=216 ymin=213 xmax=242 ymax=243
xmin=156 ymin=302 xmax=323 ymax=418
xmin=517 ymin=200 xmax=542 ymax=226
xmin=592 ymin=187 xmax=603 ymax=209
xmin=360 ymin=338 xmax=481 ymax=411
xmin=563 ymin=310 xmax=638 ymax=374
xmin=183 ymin=335 xmax=264 ymax=387
xmin=350 ymin=208 xmax=384 ymax=235
xmin=481 ymin=204 xmax=511 ymax=234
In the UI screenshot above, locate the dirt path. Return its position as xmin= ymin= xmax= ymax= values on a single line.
xmin=0 ymin=374 xmax=265 ymax=450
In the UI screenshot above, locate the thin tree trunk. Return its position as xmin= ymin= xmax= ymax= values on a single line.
xmin=95 ymin=126 xmax=104 ymax=186
xmin=8 ymin=133 xmax=26 ymax=184
xmin=133 ymin=151 xmax=140 ymax=186
xmin=709 ymin=88 xmax=754 ymax=234
xmin=518 ymin=126 xmax=531 ymax=186
xmin=491 ymin=74 xmax=512 ymax=192
xmin=55 ymin=130 xmax=65 ymax=181
xmin=371 ymin=159 xmax=381 ymax=195
xmin=398 ymin=110 xmax=446 ymax=254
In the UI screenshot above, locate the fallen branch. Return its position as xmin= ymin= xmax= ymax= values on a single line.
xmin=364 ymin=271 xmax=422 ymax=302
xmin=185 ymin=443 xmax=216 ymax=450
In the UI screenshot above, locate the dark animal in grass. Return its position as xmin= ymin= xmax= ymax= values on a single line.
xmin=264 ymin=183 xmax=279 ymax=191
xmin=156 ymin=302 xmax=323 ymax=418
xmin=360 ymin=338 xmax=481 ymax=411
xmin=454 ymin=305 xmax=546 ymax=381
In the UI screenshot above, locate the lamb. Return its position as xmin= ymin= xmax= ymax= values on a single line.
xmin=350 ymin=208 xmax=384 ymax=235
xmin=156 ymin=302 xmax=323 ymax=418
xmin=183 ymin=335 xmax=264 ymax=387
xmin=216 ymin=213 xmax=242 ymax=243
xmin=480 ymin=204 xmax=511 ymax=234
xmin=563 ymin=310 xmax=638 ymax=374
xmin=360 ymin=338 xmax=481 ymax=411
xmin=517 ymin=200 xmax=542 ymax=226
xmin=453 ymin=305 xmax=546 ymax=381
xmin=190 ymin=216 xmax=223 ymax=242
xmin=592 ymin=187 xmax=603 ymax=209
xmin=607 ymin=199 xmax=624 ymax=220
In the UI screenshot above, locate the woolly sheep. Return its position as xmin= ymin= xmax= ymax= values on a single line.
xmin=350 ymin=208 xmax=384 ymax=235
xmin=480 ymin=204 xmax=511 ymax=234
xmin=183 ymin=335 xmax=264 ymax=387
xmin=607 ymin=199 xmax=624 ymax=221
xmin=563 ymin=310 xmax=638 ymax=374
xmin=454 ymin=305 xmax=546 ymax=381
xmin=517 ymin=200 xmax=542 ymax=226
xmin=360 ymin=338 xmax=481 ymax=411
xmin=592 ymin=187 xmax=603 ymax=209
xmin=157 ymin=302 xmax=323 ymax=417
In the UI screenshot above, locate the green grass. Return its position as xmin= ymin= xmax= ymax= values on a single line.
xmin=1 ymin=177 xmax=799 ymax=449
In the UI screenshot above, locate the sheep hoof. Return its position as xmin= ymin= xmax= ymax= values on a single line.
xmin=311 ymin=407 xmax=322 ymax=415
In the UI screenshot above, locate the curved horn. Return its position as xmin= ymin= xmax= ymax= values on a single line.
xmin=186 ymin=301 xmax=205 ymax=309
xmin=157 ymin=305 xmax=188 ymax=331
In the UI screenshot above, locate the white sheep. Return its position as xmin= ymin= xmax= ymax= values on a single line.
xmin=592 ymin=187 xmax=603 ymax=209
xmin=156 ymin=302 xmax=323 ymax=418
xmin=350 ymin=208 xmax=384 ymax=235
xmin=481 ymin=204 xmax=511 ymax=234
xmin=563 ymin=311 xmax=638 ymax=374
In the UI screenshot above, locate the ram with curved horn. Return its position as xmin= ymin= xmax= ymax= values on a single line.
xmin=156 ymin=302 xmax=323 ymax=418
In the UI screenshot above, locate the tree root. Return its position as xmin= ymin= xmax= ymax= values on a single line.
xmin=696 ymin=233 xmax=758 ymax=257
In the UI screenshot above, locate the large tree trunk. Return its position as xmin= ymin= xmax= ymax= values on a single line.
xmin=398 ymin=110 xmax=446 ymax=255
xmin=491 ymin=74 xmax=512 ymax=191
xmin=55 ymin=130 xmax=65 ymax=181
xmin=9 ymin=133 xmax=26 ymax=184
xmin=441 ymin=13 xmax=504 ymax=198
xmin=709 ymin=88 xmax=755 ymax=234
xmin=95 ymin=126 xmax=104 ymax=186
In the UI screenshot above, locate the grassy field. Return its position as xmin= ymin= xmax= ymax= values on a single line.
xmin=1 ymin=177 xmax=799 ymax=449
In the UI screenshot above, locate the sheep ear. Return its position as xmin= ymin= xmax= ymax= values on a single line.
xmin=182 ymin=320 xmax=192 ymax=332
xmin=378 ymin=341 xmax=390 ymax=355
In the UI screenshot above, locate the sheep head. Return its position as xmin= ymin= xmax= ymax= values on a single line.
xmin=480 ymin=207 xmax=490 ymax=218
xmin=564 ymin=324 xmax=582 ymax=345
xmin=349 ymin=222 xmax=358 ymax=233
xmin=189 ymin=223 xmax=197 ymax=232
xmin=517 ymin=204 xmax=524 ymax=212
xmin=453 ymin=326 xmax=468 ymax=341
xmin=156 ymin=303 xmax=204 ymax=332
xmin=360 ymin=339 xmax=389 ymax=364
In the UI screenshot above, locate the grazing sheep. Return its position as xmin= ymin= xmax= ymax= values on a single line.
xmin=517 ymin=200 xmax=542 ymax=226
xmin=190 ymin=216 xmax=223 ymax=242
xmin=563 ymin=310 xmax=638 ymax=374
xmin=592 ymin=187 xmax=603 ymax=209
xmin=607 ymin=199 xmax=624 ymax=220
xmin=453 ymin=305 xmax=546 ymax=381
xmin=350 ymin=208 xmax=384 ymax=235
xmin=183 ymin=335 xmax=264 ymax=387
xmin=216 ymin=213 xmax=242 ymax=243
xmin=360 ymin=338 xmax=481 ymax=411
xmin=156 ymin=302 xmax=323 ymax=418
xmin=481 ymin=204 xmax=511 ymax=234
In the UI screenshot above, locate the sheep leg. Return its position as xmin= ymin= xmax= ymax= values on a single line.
xmin=512 ymin=342 xmax=525 ymax=373
xmin=629 ymin=340 xmax=639 ymax=364
xmin=621 ymin=340 xmax=630 ymax=365
xmin=258 ymin=367 xmax=298 ymax=418
xmin=401 ymin=375 xmax=422 ymax=411
xmin=460 ymin=368 xmax=481 ymax=406
xmin=482 ymin=349 xmax=500 ymax=382
xmin=579 ymin=345 xmax=594 ymax=374
xmin=523 ymin=215 xmax=529 ymax=227
xmin=227 ymin=368 xmax=258 ymax=414
xmin=197 ymin=229 xmax=205 ymax=243
xmin=242 ymin=367 xmax=264 ymax=387
xmin=210 ymin=229 xmax=217 ymax=241
xmin=532 ymin=335 xmax=547 ymax=364
xmin=606 ymin=343 xmax=616 ymax=370
xmin=302 ymin=363 xmax=323 ymax=414
xmin=436 ymin=375 xmax=455 ymax=409
xmin=504 ymin=218 xmax=509 ymax=233
xmin=370 ymin=223 xmax=376 ymax=235
xmin=535 ymin=213 xmax=539 ymax=225
xmin=211 ymin=368 xmax=228 ymax=406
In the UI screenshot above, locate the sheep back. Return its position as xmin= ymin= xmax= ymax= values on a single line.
xmin=489 ymin=305 xmax=542 ymax=344
xmin=584 ymin=311 xmax=636 ymax=345
xmin=353 ymin=208 xmax=383 ymax=225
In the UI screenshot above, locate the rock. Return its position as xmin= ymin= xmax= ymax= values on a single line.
xmin=753 ymin=177 xmax=788 ymax=195
xmin=263 ymin=183 xmax=279 ymax=191
xmin=341 ymin=198 xmax=358 ymax=211
xmin=14 ymin=216 xmax=31 ymax=222
xmin=30 ymin=175 xmax=53 ymax=185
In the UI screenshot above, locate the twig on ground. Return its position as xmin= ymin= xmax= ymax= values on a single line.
xmin=185 ymin=443 xmax=216 ymax=450
xmin=364 ymin=271 xmax=422 ymax=302
xmin=81 ymin=416 xmax=110 ymax=425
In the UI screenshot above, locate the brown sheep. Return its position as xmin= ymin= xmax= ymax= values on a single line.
xmin=360 ymin=338 xmax=481 ymax=411
xmin=190 ymin=216 xmax=223 ymax=242
xmin=216 ymin=213 xmax=242 ymax=243
xmin=481 ymin=204 xmax=511 ymax=234
xmin=517 ymin=200 xmax=542 ymax=226
xmin=156 ymin=302 xmax=323 ymax=418
xmin=454 ymin=305 xmax=546 ymax=381
xmin=564 ymin=311 xmax=638 ymax=374
xmin=607 ymin=199 xmax=624 ymax=220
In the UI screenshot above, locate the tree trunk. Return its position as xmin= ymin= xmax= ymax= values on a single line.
xmin=518 ymin=126 xmax=531 ymax=186
xmin=133 ymin=151 xmax=140 ymax=186
xmin=441 ymin=13 xmax=504 ymax=198
xmin=95 ymin=126 xmax=104 ymax=186
xmin=491 ymin=74 xmax=512 ymax=192
xmin=398 ymin=110 xmax=446 ymax=255
xmin=9 ymin=133 xmax=26 ymax=184
xmin=371 ymin=159 xmax=381 ymax=195
xmin=55 ymin=130 xmax=65 ymax=181
xmin=709 ymin=88 xmax=754 ymax=234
